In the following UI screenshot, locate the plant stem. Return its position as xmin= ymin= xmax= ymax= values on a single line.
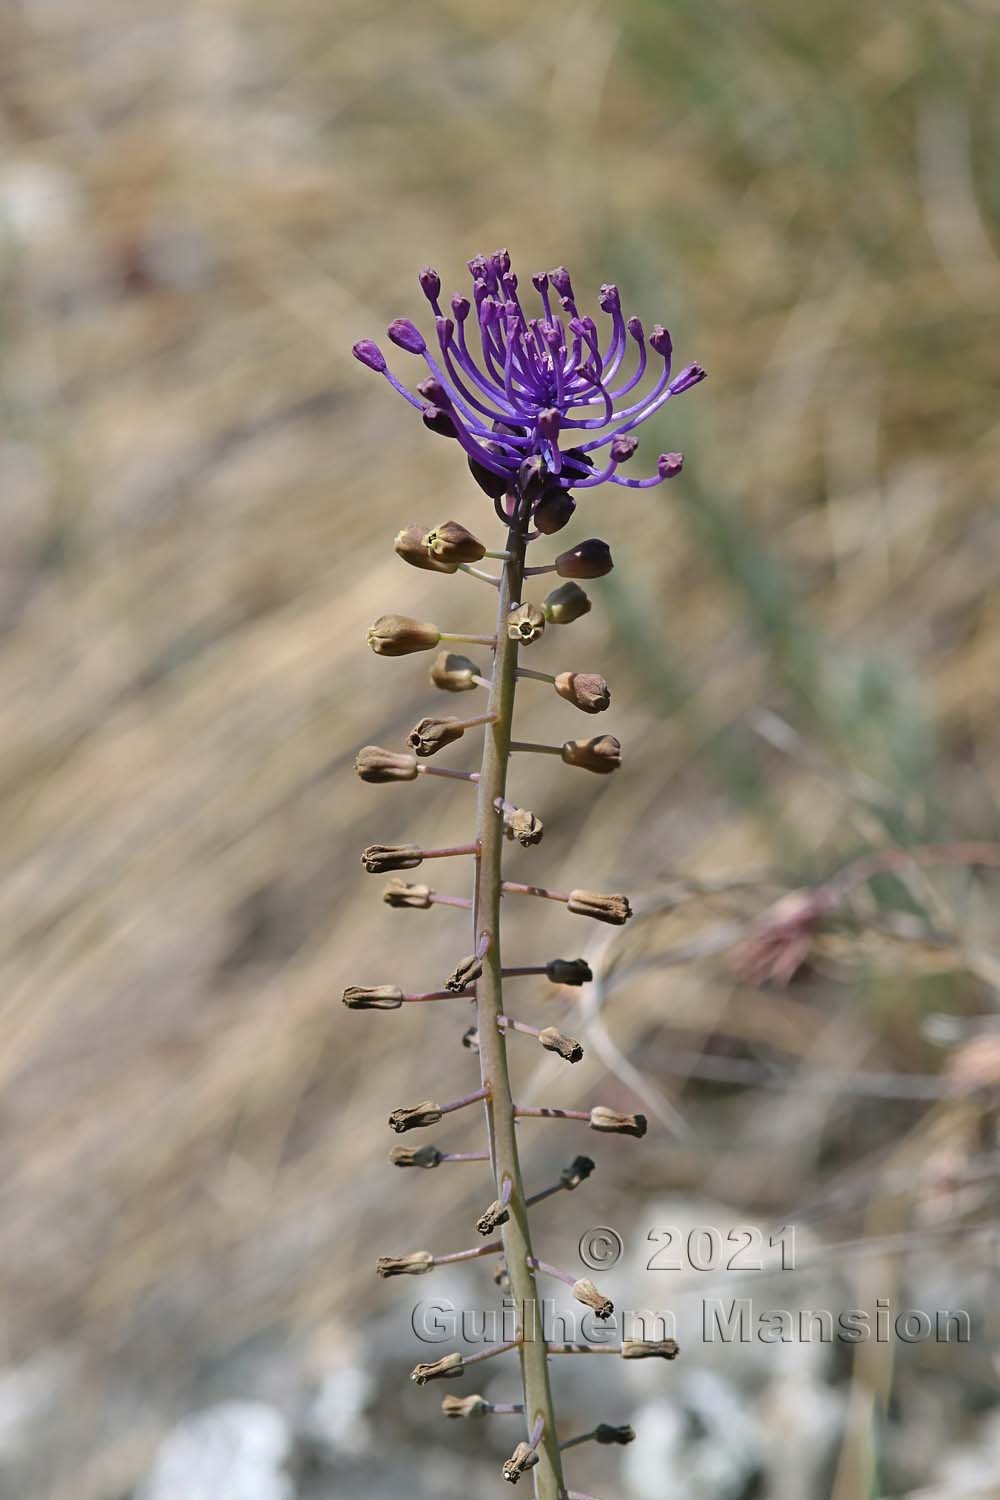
xmin=472 ymin=516 xmax=565 ymax=1500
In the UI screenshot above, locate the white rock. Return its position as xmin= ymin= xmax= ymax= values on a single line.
xmin=624 ymin=1371 xmax=763 ymax=1500
xmin=137 ymin=1402 xmax=294 ymax=1500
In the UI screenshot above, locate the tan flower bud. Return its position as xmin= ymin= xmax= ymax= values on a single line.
xmin=621 ymin=1338 xmax=679 ymax=1361
xmin=595 ymin=1423 xmax=636 ymax=1444
xmin=502 ymin=805 xmax=544 ymax=847
xmin=430 ymin=651 xmax=482 ymax=692
xmin=567 ymin=890 xmax=632 ymax=925
xmin=559 ymin=1154 xmax=595 ymax=1190
xmin=476 ymin=1199 xmax=510 ymax=1236
xmin=342 ymin=984 xmax=404 ymax=1010
xmin=376 ymin=1251 xmax=434 ymax=1278
xmin=442 ymin=1394 xmax=491 ymax=1419
xmin=362 ymin=843 xmax=423 ymax=874
xmin=408 ymin=716 xmax=466 ymax=757
xmin=426 ymin=519 xmax=487 ymax=564
xmin=561 ymin=735 xmax=621 ymax=774
xmin=572 ymin=1278 xmax=614 ymax=1320
xmin=502 ymin=1442 xmax=539 ymax=1483
xmin=446 ymin=952 xmax=483 ymax=992
xmin=554 ymin=538 xmax=614 ymax=579
xmin=367 ymin=614 xmax=441 ymax=656
xmin=394 ymin=524 xmax=458 ymax=573
xmin=382 ymin=879 xmax=433 ymax=908
xmin=389 ymin=1100 xmax=442 ymax=1133
xmin=589 ymin=1105 xmax=647 ymax=1138
xmin=539 ymin=1026 xmax=583 ymax=1064
xmin=507 ymin=602 xmax=546 ymax=644
xmin=389 ymin=1144 xmax=444 ymax=1168
xmin=354 ymin=745 xmax=420 ymax=783
xmin=545 ymin=958 xmax=592 ymax=986
xmin=542 ymin=581 xmax=592 ymax=625
xmin=410 ymin=1352 xmax=465 ymax=1385
xmin=554 ymin=672 xmax=610 ymax=714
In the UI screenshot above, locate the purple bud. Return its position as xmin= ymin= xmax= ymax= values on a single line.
xmin=505 ymin=271 xmax=518 ymax=293
xmin=518 ymin=454 xmax=548 ymax=502
xmin=435 ymin=315 xmax=454 ymax=347
xmin=610 ymin=434 xmax=638 ymax=463
xmin=417 ymin=377 xmax=450 ymax=406
xmin=650 ymin=324 xmax=673 ymax=358
xmin=422 ymin=405 xmax=457 ymax=439
xmin=467 ymin=254 xmax=488 ymax=279
xmin=352 ymin=339 xmax=386 ymax=373
xmin=598 ymin=284 xmax=621 ymax=314
xmin=493 ymin=248 xmax=511 ymax=275
xmin=658 ymin=452 xmax=684 ymax=478
xmin=451 ymin=294 xmax=470 ymax=322
xmin=626 ymin=316 xmax=644 ymax=340
xmin=387 ymin=318 xmax=426 ymax=354
xmin=568 ymin=317 xmax=587 ymax=339
xmin=549 ymin=266 xmax=574 ymax=299
xmin=531 ymin=272 xmax=548 ymax=293
xmin=668 ymin=362 xmax=707 ymax=395
xmin=419 ymin=267 xmax=441 ymax=302
xmin=536 ymin=408 xmax=561 ymax=442
xmin=541 ymin=322 xmax=562 ymax=349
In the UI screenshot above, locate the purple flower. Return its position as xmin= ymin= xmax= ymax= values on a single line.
xmin=354 ymin=252 xmax=705 ymax=514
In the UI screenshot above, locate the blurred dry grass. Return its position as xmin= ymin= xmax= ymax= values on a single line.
xmin=1 ymin=0 xmax=999 ymax=1495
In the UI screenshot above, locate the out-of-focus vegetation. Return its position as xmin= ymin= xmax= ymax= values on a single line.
xmin=1 ymin=1 xmax=998 ymax=1497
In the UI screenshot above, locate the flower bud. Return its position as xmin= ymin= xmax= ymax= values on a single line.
xmin=658 ymin=451 xmax=684 ymax=479
xmin=411 ymin=1352 xmax=464 ymax=1385
xmin=517 ymin=455 xmax=548 ymax=502
xmin=561 ymin=736 xmax=621 ymax=774
xmin=468 ymin=443 xmax=510 ymax=500
xmin=567 ymin=890 xmax=632 ymax=925
xmin=352 ymin=339 xmax=386 ymax=372
xmin=554 ymin=672 xmax=610 ymax=715
xmin=393 ymin=524 xmax=459 ymax=574
xmin=446 ymin=953 xmax=483 ymax=993
xmin=502 ymin=1443 xmax=539 ymax=1483
xmin=572 ymin=1278 xmax=614 ymax=1320
xmin=426 ymin=520 xmax=487 ymax=564
xmin=419 ymin=266 xmax=441 ymax=302
xmin=382 ymin=879 xmax=433 ymax=909
xmin=501 ymin=805 xmax=544 ymax=847
xmin=507 ymin=603 xmax=546 ymax=645
xmin=532 ymin=489 xmax=576 ymax=535
xmin=442 ymin=1394 xmax=491 ymax=1419
xmin=649 ymin=324 xmax=673 ymax=358
xmin=342 ymin=984 xmax=404 ymax=1010
xmin=367 ymin=614 xmax=441 ymax=657
xmin=476 ymin=1199 xmax=510 ymax=1236
xmin=408 ymin=716 xmax=466 ymax=757
xmin=542 ymin=582 xmax=591 ymax=624
xmin=595 ymin=1424 xmax=636 ymax=1444
xmin=610 ymin=433 xmax=638 ymax=463
xmin=621 ymin=1338 xmax=679 ymax=1361
xmin=422 ymin=405 xmax=458 ymax=438
xmin=387 ymin=318 xmax=426 ymax=354
xmin=559 ymin=1155 xmax=595 ymax=1190
xmin=390 ymin=1144 xmax=443 ymax=1168
xmin=539 ymin=1027 xmax=583 ymax=1063
xmin=545 ymin=958 xmax=592 ymax=986
xmin=376 ymin=1251 xmax=434 ymax=1278
xmin=493 ymin=1259 xmax=511 ymax=1290
xmin=354 ymin=745 xmax=420 ymax=783
xmin=362 ymin=843 xmax=423 ymax=874
xmin=389 ymin=1100 xmax=442 ymax=1133
xmin=430 ymin=651 xmax=483 ymax=692
xmin=462 ymin=1024 xmax=480 ymax=1052
xmin=589 ymin=1105 xmax=647 ymax=1138
xmin=554 ymin=539 xmax=613 ymax=579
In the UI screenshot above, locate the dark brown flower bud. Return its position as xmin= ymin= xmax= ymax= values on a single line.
xmin=554 ymin=538 xmax=614 ymax=579
xmin=502 ymin=1442 xmax=539 ymax=1483
xmin=476 ymin=1199 xmax=510 ymax=1236
xmin=462 ymin=1025 xmax=480 ymax=1052
xmin=446 ymin=953 xmax=483 ymax=992
xmin=493 ymin=1258 xmax=511 ymax=1290
xmin=469 ymin=444 xmax=510 ymax=500
xmin=389 ymin=1144 xmax=443 ymax=1168
xmin=589 ymin=1105 xmax=647 ymax=1138
xmin=382 ymin=879 xmax=433 ymax=908
xmin=545 ymin=958 xmax=592 ymax=986
xmin=442 ymin=1393 xmax=491 ymax=1419
xmin=573 ymin=1278 xmax=614 ymax=1320
xmin=389 ymin=1100 xmax=442 ymax=1133
xmin=567 ymin=890 xmax=632 ymax=925
xmin=561 ymin=736 xmax=621 ymax=774
xmin=408 ymin=716 xmax=466 ymax=757
xmin=426 ymin=520 xmax=487 ymax=564
xmin=542 ymin=582 xmax=591 ymax=624
xmin=507 ymin=603 xmax=546 ymax=644
xmin=430 ymin=651 xmax=482 ymax=692
xmin=394 ymin=525 xmax=458 ymax=573
xmin=411 ymin=1352 xmax=464 ymax=1385
xmin=595 ymin=1423 xmax=636 ymax=1444
xmin=501 ymin=805 xmax=544 ymax=847
xmin=354 ymin=745 xmax=420 ymax=783
xmin=554 ymin=672 xmax=610 ymax=715
xmin=539 ymin=1026 xmax=583 ymax=1063
xmin=621 ymin=1338 xmax=679 ymax=1361
xmin=376 ymin=1251 xmax=434 ymax=1278
xmin=559 ymin=1155 xmax=595 ymax=1190
xmin=532 ymin=489 xmax=576 ymax=535
xmin=342 ymin=984 xmax=404 ymax=1010
xmin=367 ymin=614 xmax=441 ymax=656
xmin=362 ymin=843 xmax=423 ymax=874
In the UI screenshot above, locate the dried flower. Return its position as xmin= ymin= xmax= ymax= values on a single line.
xmin=389 ymin=1100 xmax=443 ymax=1133
xmin=493 ymin=1259 xmax=511 ymax=1290
xmin=367 ymin=614 xmax=441 ymax=657
xmin=554 ymin=539 xmax=614 ymax=579
xmin=442 ymin=1394 xmax=491 ymax=1419
xmin=502 ymin=1443 xmax=539 ymax=1483
xmin=542 ymin=582 xmax=591 ymax=624
xmin=342 ymin=984 xmax=404 ymax=1010
xmin=595 ymin=1424 xmax=635 ymax=1444
xmin=567 ymin=890 xmax=632 ymax=925
xmin=476 ymin=1199 xmax=510 ymax=1236
xmin=621 ymin=1339 xmax=679 ymax=1361
xmin=376 ymin=1252 xmax=435 ymax=1278
xmin=501 ymin=805 xmax=544 ymax=847
xmin=411 ymin=1352 xmax=465 ymax=1385
xmin=545 ymin=958 xmax=592 ymax=986
xmin=507 ymin=603 xmax=546 ymax=644
xmin=390 ymin=1145 xmax=444 ymax=1168
xmin=426 ymin=520 xmax=487 ymax=564
xmin=382 ymin=879 xmax=433 ymax=908
xmin=394 ymin=525 xmax=458 ymax=574
xmin=589 ymin=1105 xmax=647 ymax=1138
xmin=532 ymin=489 xmax=576 ymax=534
xmin=561 ymin=736 xmax=621 ymax=774
xmin=554 ymin=672 xmax=610 ymax=715
xmin=354 ymin=745 xmax=420 ymax=783
xmin=539 ymin=1026 xmax=583 ymax=1063
xmin=362 ymin=843 xmax=423 ymax=874
xmin=462 ymin=1025 xmax=480 ymax=1052
xmin=559 ymin=1155 xmax=595 ymax=1190
xmin=446 ymin=953 xmax=483 ymax=992
xmin=572 ymin=1278 xmax=614 ymax=1320
xmin=431 ymin=651 xmax=482 ymax=692
xmin=408 ymin=716 xmax=466 ymax=757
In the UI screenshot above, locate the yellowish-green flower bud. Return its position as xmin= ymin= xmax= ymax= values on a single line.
xmin=542 ymin=582 xmax=591 ymax=624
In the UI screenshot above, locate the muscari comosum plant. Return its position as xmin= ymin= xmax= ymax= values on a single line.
xmin=349 ymin=252 xmax=705 ymax=1498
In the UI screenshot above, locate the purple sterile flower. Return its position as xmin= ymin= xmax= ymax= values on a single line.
xmin=353 ymin=253 xmax=705 ymax=515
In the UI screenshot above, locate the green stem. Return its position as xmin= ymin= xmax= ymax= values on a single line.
xmin=473 ymin=515 xmax=565 ymax=1500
